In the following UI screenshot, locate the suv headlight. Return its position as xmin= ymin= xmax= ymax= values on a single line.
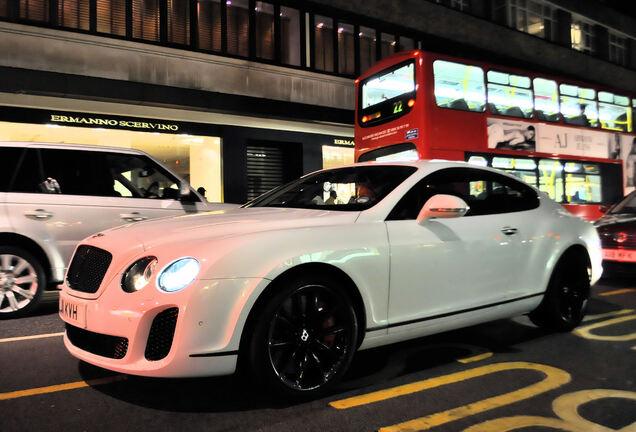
xmin=157 ymin=258 xmax=200 ymax=293
xmin=121 ymin=256 xmax=157 ymax=293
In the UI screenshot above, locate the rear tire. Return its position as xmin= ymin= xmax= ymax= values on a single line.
xmin=529 ymin=254 xmax=590 ymax=332
xmin=246 ymin=274 xmax=358 ymax=400
xmin=0 ymin=246 xmax=46 ymax=319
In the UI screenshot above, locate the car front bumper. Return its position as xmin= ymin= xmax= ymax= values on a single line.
xmin=59 ymin=276 xmax=266 ymax=378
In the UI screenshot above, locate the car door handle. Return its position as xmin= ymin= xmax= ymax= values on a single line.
xmin=501 ymin=226 xmax=518 ymax=236
xmin=120 ymin=212 xmax=148 ymax=222
xmin=23 ymin=209 xmax=54 ymax=220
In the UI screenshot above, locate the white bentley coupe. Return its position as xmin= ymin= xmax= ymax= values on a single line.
xmin=59 ymin=160 xmax=602 ymax=398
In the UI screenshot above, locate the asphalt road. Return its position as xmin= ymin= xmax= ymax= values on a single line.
xmin=1 ymin=276 xmax=635 ymax=432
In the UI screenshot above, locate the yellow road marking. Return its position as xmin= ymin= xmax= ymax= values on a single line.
xmin=583 ymin=309 xmax=633 ymax=322
xmin=465 ymin=389 xmax=636 ymax=431
xmin=457 ymin=352 xmax=493 ymax=364
xmin=599 ymin=288 xmax=636 ymax=297
xmin=330 ymin=362 xmax=569 ymax=415
xmin=0 ymin=332 xmax=64 ymax=344
xmin=0 ymin=375 xmax=127 ymax=401
xmin=574 ymin=314 xmax=636 ymax=342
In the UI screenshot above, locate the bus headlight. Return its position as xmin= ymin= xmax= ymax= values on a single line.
xmin=157 ymin=258 xmax=200 ymax=293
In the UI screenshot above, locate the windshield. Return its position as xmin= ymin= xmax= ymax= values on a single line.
xmin=244 ymin=165 xmax=417 ymax=211
xmin=361 ymin=61 xmax=415 ymax=110
xmin=609 ymin=191 xmax=636 ymax=214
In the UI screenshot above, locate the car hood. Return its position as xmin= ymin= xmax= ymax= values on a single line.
xmin=99 ymin=207 xmax=361 ymax=251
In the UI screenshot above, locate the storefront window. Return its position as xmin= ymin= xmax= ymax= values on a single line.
xmin=280 ymin=6 xmax=300 ymax=66
xmin=337 ymin=22 xmax=354 ymax=75
xmin=399 ymin=36 xmax=415 ymax=51
xmin=20 ymin=0 xmax=49 ymax=22
xmin=227 ymin=0 xmax=249 ymax=57
xmin=322 ymin=145 xmax=354 ymax=170
xmin=133 ymin=0 xmax=160 ymax=42
xmin=359 ymin=26 xmax=376 ymax=73
xmin=97 ymin=0 xmax=127 ymax=36
xmin=168 ymin=0 xmax=190 ymax=45
xmin=255 ymin=2 xmax=274 ymax=60
xmin=314 ymin=15 xmax=334 ymax=72
xmin=198 ymin=0 xmax=221 ymax=51
xmin=380 ymin=33 xmax=395 ymax=59
xmin=58 ymin=0 xmax=90 ymax=30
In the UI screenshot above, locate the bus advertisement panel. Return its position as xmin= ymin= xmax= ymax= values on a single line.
xmin=354 ymin=50 xmax=635 ymax=220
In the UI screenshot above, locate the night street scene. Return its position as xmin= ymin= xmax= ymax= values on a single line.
xmin=1 ymin=1 xmax=635 ymax=431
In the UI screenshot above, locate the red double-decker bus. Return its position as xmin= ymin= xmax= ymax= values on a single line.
xmin=354 ymin=50 xmax=636 ymax=220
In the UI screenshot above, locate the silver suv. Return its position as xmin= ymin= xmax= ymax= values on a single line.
xmin=0 ymin=142 xmax=235 ymax=318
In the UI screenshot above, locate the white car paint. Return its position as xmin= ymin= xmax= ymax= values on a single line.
xmin=59 ymin=160 xmax=602 ymax=380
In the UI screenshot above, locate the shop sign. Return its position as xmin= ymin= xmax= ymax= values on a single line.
xmin=49 ymin=114 xmax=179 ymax=131
xmin=333 ymin=138 xmax=355 ymax=146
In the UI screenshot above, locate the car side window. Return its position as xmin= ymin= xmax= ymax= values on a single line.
xmin=6 ymin=148 xmax=46 ymax=193
xmin=387 ymin=167 xmax=539 ymax=220
xmin=104 ymin=153 xmax=197 ymax=201
xmin=38 ymin=148 xmax=111 ymax=196
xmin=1 ymin=147 xmax=29 ymax=192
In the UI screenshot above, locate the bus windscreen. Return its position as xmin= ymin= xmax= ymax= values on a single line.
xmin=361 ymin=62 xmax=415 ymax=109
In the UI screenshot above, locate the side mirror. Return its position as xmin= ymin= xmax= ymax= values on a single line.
xmin=599 ymin=204 xmax=611 ymax=214
xmin=416 ymin=194 xmax=469 ymax=224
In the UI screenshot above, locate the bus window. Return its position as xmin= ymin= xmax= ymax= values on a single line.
xmin=539 ymin=159 xmax=564 ymax=201
xmin=486 ymin=71 xmax=533 ymax=118
xmin=564 ymin=162 xmax=601 ymax=203
xmin=560 ymin=83 xmax=598 ymax=127
xmin=359 ymin=60 xmax=416 ymax=127
xmin=533 ymin=78 xmax=560 ymax=122
xmin=358 ymin=142 xmax=418 ymax=162
xmin=433 ymin=60 xmax=485 ymax=112
xmin=598 ymin=91 xmax=631 ymax=132
xmin=467 ymin=155 xmax=488 ymax=167
xmin=492 ymin=156 xmax=537 ymax=185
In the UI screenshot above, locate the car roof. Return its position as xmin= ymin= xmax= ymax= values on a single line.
xmin=0 ymin=141 xmax=147 ymax=155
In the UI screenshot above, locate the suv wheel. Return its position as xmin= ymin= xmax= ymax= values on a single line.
xmin=0 ymin=247 xmax=45 ymax=318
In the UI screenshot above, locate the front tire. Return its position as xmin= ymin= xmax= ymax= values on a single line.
xmin=0 ymin=246 xmax=46 ymax=318
xmin=529 ymin=254 xmax=590 ymax=332
xmin=246 ymin=274 xmax=358 ymax=399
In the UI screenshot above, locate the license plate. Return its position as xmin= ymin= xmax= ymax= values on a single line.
xmin=602 ymin=249 xmax=636 ymax=263
xmin=59 ymin=295 xmax=86 ymax=328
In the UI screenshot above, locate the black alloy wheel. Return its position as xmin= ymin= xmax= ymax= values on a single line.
xmin=248 ymin=275 xmax=358 ymax=398
xmin=529 ymin=255 xmax=590 ymax=332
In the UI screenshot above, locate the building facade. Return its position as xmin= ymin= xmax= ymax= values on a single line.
xmin=0 ymin=0 xmax=634 ymax=203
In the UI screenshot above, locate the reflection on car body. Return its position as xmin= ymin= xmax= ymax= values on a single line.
xmin=58 ymin=160 xmax=602 ymax=398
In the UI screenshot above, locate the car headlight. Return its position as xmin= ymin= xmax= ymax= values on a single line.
xmin=121 ymin=256 xmax=157 ymax=293
xmin=157 ymin=257 xmax=200 ymax=293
